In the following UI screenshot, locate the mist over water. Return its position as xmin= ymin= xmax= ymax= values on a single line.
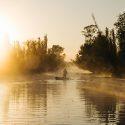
xmin=0 ymin=66 xmax=124 ymax=124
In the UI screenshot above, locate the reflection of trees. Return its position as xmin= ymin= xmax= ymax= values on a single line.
xmin=117 ymin=101 xmax=125 ymax=125
xmin=27 ymin=81 xmax=47 ymax=109
xmin=0 ymin=85 xmax=10 ymax=124
xmin=78 ymin=84 xmax=117 ymax=124
xmin=10 ymin=80 xmax=67 ymax=112
xmin=10 ymin=80 xmax=47 ymax=112
xmin=0 ymin=80 xmax=48 ymax=124
xmin=84 ymin=90 xmax=117 ymax=124
xmin=47 ymin=83 xmax=65 ymax=96
xmin=8 ymin=80 xmax=68 ymax=125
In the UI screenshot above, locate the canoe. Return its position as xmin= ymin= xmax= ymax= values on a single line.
xmin=55 ymin=77 xmax=69 ymax=80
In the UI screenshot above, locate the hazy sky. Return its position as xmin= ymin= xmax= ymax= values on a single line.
xmin=0 ymin=0 xmax=125 ymax=60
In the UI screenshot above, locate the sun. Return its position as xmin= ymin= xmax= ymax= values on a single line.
xmin=0 ymin=16 xmax=17 ymax=62
xmin=0 ymin=16 xmax=17 ymax=43
xmin=0 ymin=16 xmax=16 ymax=64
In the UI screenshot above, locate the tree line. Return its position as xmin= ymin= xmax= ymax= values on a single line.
xmin=76 ymin=11 xmax=125 ymax=76
xmin=1 ymin=35 xmax=65 ymax=75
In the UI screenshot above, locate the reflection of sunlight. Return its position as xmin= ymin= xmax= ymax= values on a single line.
xmin=0 ymin=84 xmax=8 ymax=98
xmin=0 ymin=84 xmax=9 ymax=124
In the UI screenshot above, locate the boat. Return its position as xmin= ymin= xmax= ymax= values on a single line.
xmin=55 ymin=77 xmax=69 ymax=80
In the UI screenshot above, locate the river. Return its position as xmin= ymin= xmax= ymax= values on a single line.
xmin=0 ymin=74 xmax=125 ymax=125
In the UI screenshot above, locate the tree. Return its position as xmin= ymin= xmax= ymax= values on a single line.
xmin=4 ymin=36 xmax=65 ymax=74
xmin=82 ymin=25 xmax=98 ymax=43
xmin=114 ymin=12 xmax=125 ymax=72
xmin=76 ymin=26 xmax=117 ymax=73
xmin=46 ymin=45 xmax=65 ymax=71
xmin=115 ymin=12 xmax=125 ymax=51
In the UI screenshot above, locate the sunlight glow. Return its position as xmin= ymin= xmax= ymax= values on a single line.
xmin=0 ymin=16 xmax=18 ymax=62
xmin=0 ymin=16 xmax=17 ymax=42
xmin=0 ymin=84 xmax=8 ymax=97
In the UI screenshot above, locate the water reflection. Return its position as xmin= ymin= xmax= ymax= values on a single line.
xmin=79 ymin=88 xmax=117 ymax=124
xmin=8 ymin=81 xmax=47 ymax=125
xmin=78 ymin=82 xmax=125 ymax=125
xmin=0 ymin=78 xmax=125 ymax=124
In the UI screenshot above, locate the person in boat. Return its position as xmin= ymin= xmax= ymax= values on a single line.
xmin=63 ymin=68 xmax=67 ymax=79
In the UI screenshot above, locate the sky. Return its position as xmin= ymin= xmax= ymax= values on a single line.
xmin=0 ymin=0 xmax=125 ymax=60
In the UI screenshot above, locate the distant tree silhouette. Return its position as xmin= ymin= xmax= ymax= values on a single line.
xmin=46 ymin=45 xmax=65 ymax=71
xmin=76 ymin=26 xmax=117 ymax=73
xmin=114 ymin=12 xmax=125 ymax=73
xmin=82 ymin=25 xmax=98 ymax=43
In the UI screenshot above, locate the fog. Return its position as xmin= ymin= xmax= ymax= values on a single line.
xmin=59 ymin=63 xmax=125 ymax=99
xmin=0 ymin=62 xmax=124 ymax=101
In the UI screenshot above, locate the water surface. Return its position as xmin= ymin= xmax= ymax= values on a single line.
xmin=0 ymin=76 xmax=125 ymax=125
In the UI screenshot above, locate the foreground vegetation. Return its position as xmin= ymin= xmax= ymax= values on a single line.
xmin=76 ymin=11 xmax=125 ymax=76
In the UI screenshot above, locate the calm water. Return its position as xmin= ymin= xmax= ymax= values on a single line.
xmin=0 ymin=75 xmax=125 ymax=125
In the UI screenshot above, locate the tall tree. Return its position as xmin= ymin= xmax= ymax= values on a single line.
xmin=76 ymin=26 xmax=117 ymax=73
xmin=115 ymin=12 xmax=125 ymax=72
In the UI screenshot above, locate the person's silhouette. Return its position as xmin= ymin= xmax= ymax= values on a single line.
xmin=63 ymin=68 xmax=67 ymax=79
